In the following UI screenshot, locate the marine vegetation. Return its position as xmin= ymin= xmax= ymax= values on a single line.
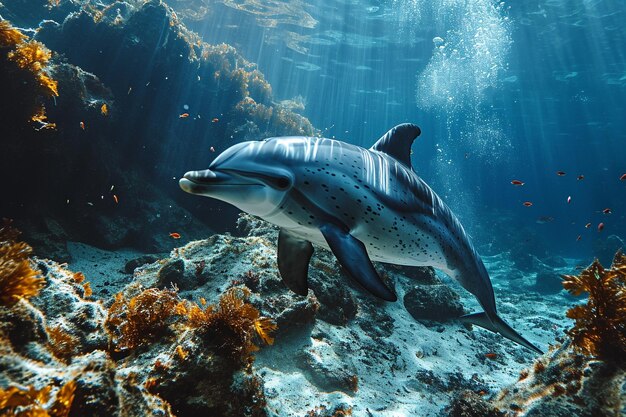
xmin=106 ymin=287 xmax=180 ymax=351
xmin=0 ymin=19 xmax=58 ymax=128
xmin=106 ymin=285 xmax=276 ymax=363
xmin=0 ymin=219 xmax=45 ymax=307
xmin=447 ymin=249 xmax=626 ymax=417
xmin=0 ymin=380 xmax=75 ymax=417
xmin=178 ymin=287 xmax=277 ymax=364
xmin=561 ymin=250 xmax=626 ymax=364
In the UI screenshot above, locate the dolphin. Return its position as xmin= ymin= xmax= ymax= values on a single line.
xmin=180 ymin=123 xmax=542 ymax=353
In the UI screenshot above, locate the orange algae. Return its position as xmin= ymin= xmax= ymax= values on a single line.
xmin=0 ymin=20 xmax=27 ymax=48
xmin=46 ymin=325 xmax=80 ymax=362
xmin=178 ymin=287 xmax=277 ymax=362
xmin=8 ymin=40 xmax=59 ymax=97
xmin=561 ymin=250 xmax=626 ymax=363
xmin=106 ymin=287 xmax=180 ymax=351
xmin=0 ymin=380 xmax=75 ymax=417
xmin=0 ymin=220 xmax=45 ymax=307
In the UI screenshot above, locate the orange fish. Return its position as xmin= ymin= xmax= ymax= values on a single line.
xmin=511 ymin=180 xmax=524 ymax=186
xmin=576 ymin=235 xmax=582 ymax=241
xmin=179 ymin=113 xmax=189 ymax=118
xmin=485 ymin=353 xmax=497 ymax=359
xmin=556 ymin=171 xmax=566 ymax=176
xmin=620 ymin=173 xmax=626 ymax=181
xmin=577 ymin=175 xmax=584 ymax=180
xmin=212 ymin=118 xmax=219 ymax=123
xmin=169 ymin=232 xmax=181 ymax=239
xmin=113 ymin=194 xmax=119 ymax=204
xmin=101 ymin=103 xmax=108 ymax=116
xmin=585 ymin=223 xmax=591 ymax=228
xmin=603 ymin=208 xmax=612 ymax=214
xmin=210 ymin=146 xmax=216 ymax=152
xmin=80 ymin=121 xmax=85 ymax=130
xmin=598 ymin=223 xmax=604 ymax=232
xmin=523 ymin=201 xmax=533 ymax=207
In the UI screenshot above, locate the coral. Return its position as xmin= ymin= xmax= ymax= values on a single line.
xmin=561 ymin=250 xmax=626 ymax=363
xmin=0 ymin=380 xmax=75 ymax=417
xmin=179 ymin=287 xmax=277 ymax=363
xmin=0 ymin=220 xmax=45 ymax=307
xmin=105 ymin=287 xmax=180 ymax=351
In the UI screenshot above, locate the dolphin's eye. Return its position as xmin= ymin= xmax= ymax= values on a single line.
xmin=274 ymin=177 xmax=291 ymax=190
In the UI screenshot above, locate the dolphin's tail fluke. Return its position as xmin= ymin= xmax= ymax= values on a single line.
xmin=459 ymin=312 xmax=543 ymax=354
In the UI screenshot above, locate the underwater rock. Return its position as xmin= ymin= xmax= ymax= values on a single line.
xmin=156 ymin=257 xmax=192 ymax=290
xmin=393 ymin=265 xmax=440 ymax=284
xmin=403 ymin=284 xmax=465 ymax=321
xmin=125 ymin=254 xmax=160 ymax=274
xmin=446 ymin=391 xmax=504 ymax=417
xmin=16 ymin=217 xmax=70 ymax=263
xmin=308 ymin=275 xmax=358 ymax=325
xmin=296 ymin=338 xmax=358 ymax=394
xmin=487 ymin=342 xmax=624 ymax=417
xmin=533 ymin=269 xmax=563 ymax=294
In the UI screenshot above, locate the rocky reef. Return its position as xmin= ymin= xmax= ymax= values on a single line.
xmin=2 ymin=212 xmax=562 ymax=416
xmin=447 ymin=251 xmax=626 ymax=417
xmin=0 ymin=0 xmax=316 ymax=261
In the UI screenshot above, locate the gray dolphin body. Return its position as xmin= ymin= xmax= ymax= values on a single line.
xmin=180 ymin=123 xmax=542 ymax=353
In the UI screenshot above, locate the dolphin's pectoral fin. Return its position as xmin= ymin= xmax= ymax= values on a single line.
xmin=370 ymin=123 xmax=421 ymax=169
xmin=278 ymin=228 xmax=314 ymax=296
xmin=459 ymin=312 xmax=543 ymax=354
xmin=319 ymin=223 xmax=397 ymax=302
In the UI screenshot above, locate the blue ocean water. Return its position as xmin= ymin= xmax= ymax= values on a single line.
xmin=189 ymin=0 xmax=626 ymax=262
xmin=1 ymin=1 xmax=625 ymax=416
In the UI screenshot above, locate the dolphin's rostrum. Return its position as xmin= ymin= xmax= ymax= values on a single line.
xmin=180 ymin=123 xmax=542 ymax=354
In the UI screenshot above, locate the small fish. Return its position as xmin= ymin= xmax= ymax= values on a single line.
xmin=577 ymin=175 xmax=584 ymax=181
xmin=212 ymin=118 xmax=219 ymax=123
xmin=113 ymin=194 xmax=119 ymax=204
xmin=576 ymin=235 xmax=582 ymax=241
xmin=598 ymin=222 xmax=604 ymax=232
xmin=621 ymin=173 xmax=626 ymax=181
xmin=485 ymin=353 xmax=497 ymax=359
xmin=603 ymin=208 xmax=612 ymax=214
xmin=101 ymin=103 xmax=108 ymax=116
xmin=567 ymin=196 xmax=571 ymax=204
xmin=585 ymin=223 xmax=591 ymax=228
xmin=523 ymin=201 xmax=533 ymax=207
xmin=511 ymin=180 xmax=524 ymax=186
xmin=169 ymin=232 xmax=181 ymax=239
xmin=210 ymin=146 xmax=216 ymax=152
xmin=87 ymin=202 xmax=94 ymax=206
xmin=179 ymin=113 xmax=190 ymax=118
xmin=110 ymin=185 xmax=115 ymax=191
xmin=127 ymin=87 xmax=132 ymax=95
xmin=80 ymin=121 xmax=85 ymax=130
xmin=556 ymin=171 xmax=566 ymax=176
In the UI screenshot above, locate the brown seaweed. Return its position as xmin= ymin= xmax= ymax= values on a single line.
xmin=0 ymin=220 xmax=45 ymax=307
xmin=561 ymin=250 xmax=626 ymax=364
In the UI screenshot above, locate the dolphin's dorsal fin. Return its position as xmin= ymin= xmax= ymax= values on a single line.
xmin=370 ymin=123 xmax=421 ymax=168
